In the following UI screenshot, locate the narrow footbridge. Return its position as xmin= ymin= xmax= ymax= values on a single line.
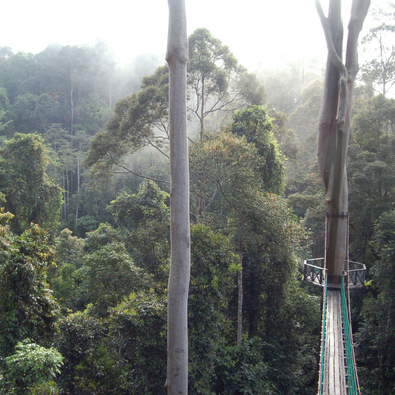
xmin=304 ymin=259 xmax=366 ymax=395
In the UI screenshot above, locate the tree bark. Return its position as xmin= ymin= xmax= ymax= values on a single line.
xmin=70 ymin=73 xmax=74 ymax=143
xmin=316 ymin=0 xmax=370 ymax=278
xmin=237 ymin=243 xmax=243 ymax=347
xmin=165 ymin=1 xmax=190 ymax=394
xmin=200 ymin=76 xmax=204 ymax=139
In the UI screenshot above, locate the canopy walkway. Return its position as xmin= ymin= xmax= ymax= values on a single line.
xmin=303 ymin=258 xmax=365 ymax=395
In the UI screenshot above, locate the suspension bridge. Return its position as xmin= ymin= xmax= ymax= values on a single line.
xmin=304 ymin=257 xmax=366 ymax=394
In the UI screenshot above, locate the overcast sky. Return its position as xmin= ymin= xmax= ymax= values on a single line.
xmin=0 ymin=0 xmax=387 ymax=73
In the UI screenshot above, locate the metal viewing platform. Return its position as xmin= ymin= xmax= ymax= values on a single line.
xmin=303 ymin=260 xmax=365 ymax=395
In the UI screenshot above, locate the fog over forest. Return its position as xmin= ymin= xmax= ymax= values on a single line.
xmin=0 ymin=1 xmax=395 ymax=394
xmin=2 ymin=0 xmax=376 ymax=70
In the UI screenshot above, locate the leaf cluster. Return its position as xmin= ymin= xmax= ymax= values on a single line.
xmin=0 ymin=224 xmax=59 ymax=356
xmin=3 ymin=339 xmax=63 ymax=394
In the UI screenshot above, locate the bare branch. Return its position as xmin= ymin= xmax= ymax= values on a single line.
xmin=116 ymin=163 xmax=170 ymax=184
xmin=204 ymin=91 xmax=242 ymax=117
xmin=148 ymin=140 xmax=170 ymax=158
xmin=201 ymin=185 xmax=220 ymax=215
xmin=107 ymin=152 xmax=169 ymax=184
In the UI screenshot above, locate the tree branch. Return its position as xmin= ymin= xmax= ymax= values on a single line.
xmin=148 ymin=140 xmax=170 ymax=159
xmin=115 ymin=163 xmax=170 ymax=184
xmin=201 ymin=185 xmax=221 ymax=215
xmin=107 ymin=152 xmax=169 ymax=184
xmin=316 ymin=0 xmax=347 ymax=78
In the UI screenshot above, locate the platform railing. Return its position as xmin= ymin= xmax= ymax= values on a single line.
xmin=303 ymin=258 xmax=325 ymax=286
xmin=304 ymin=258 xmax=366 ymax=288
xmin=346 ymin=260 xmax=366 ymax=288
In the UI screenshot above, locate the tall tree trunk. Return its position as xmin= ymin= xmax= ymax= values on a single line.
xmin=200 ymin=76 xmax=204 ymax=139
xmin=165 ymin=1 xmax=190 ymax=394
xmin=69 ymin=74 xmax=75 ymax=194
xmin=75 ymin=142 xmax=81 ymax=227
xmin=62 ymin=171 xmax=67 ymax=220
xmin=70 ymin=74 xmax=74 ymax=139
xmin=237 ymin=242 xmax=243 ymax=347
xmin=316 ymin=0 xmax=370 ymax=278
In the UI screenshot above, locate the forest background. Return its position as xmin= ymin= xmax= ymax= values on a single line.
xmin=1 ymin=2 xmax=395 ymax=394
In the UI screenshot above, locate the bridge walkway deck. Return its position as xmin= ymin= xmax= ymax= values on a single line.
xmin=322 ymin=288 xmax=347 ymax=395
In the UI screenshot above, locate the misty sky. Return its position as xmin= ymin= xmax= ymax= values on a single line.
xmin=1 ymin=0 xmax=386 ymax=72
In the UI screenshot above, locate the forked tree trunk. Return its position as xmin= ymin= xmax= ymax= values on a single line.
xmin=165 ymin=1 xmax=190 ymax=394
xmin=316 ymin=0 xmax=370 ymax=278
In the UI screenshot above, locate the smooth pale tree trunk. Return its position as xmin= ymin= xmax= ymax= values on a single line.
xmin=165 ymin=1 xmax=190 ymax=394
xmin=70 ymin=75 xmax=74 ymax=138
xmin=316 ymin=0 xmax=370 ymax=278
xmin=237 ymin=242 xmax=243 ymax=347
xmin=200 ymin=76 xmax=204 ymax=139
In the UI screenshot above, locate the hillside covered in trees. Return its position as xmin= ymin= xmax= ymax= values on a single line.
xmin=1 ymin=5 xmax=395 ymax=392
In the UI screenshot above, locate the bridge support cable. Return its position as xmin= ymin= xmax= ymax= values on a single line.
xmin=318 ymin=274 xmax=328 ymax=395
xmin=341 ymin=275 xmax=362 ymax=395
xmin=319 ymin=287 xmax=348 ymax=395
xmin=306 ymin=213 xmax=365 ymax=394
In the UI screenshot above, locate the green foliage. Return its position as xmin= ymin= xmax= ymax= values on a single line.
xmin=188 ymin=28 xmax=265 ymax=135
xmin=189 ymin=224 xmax=238 ymax=394
xmin=229 ymin=105 xmax=284 ymax=194
xmin=11 ymin=93 xmax=61 ymax=134
xmin=0 ymin=192 xmax=14 ymax=226
xmin=190 ymin=123 xmax=315 ymax=393
xmin=0 ymin=38 xmax=338 ymax=395
xmin=352 ymin=94 xmax=395 ymax=151
xmin=287 ymin=191 xmax=326 ymax=258
xmin=83 ymin=241 xmax=150 ymax=316
xmin=348 ymin=94 xmax=395 ymax=265
xmin=108 ymin=291 xmax=167 ymax=394
xmin=3 ymin=339 xmax=63 ymax=394
xmin=0 ymin=43 xmax=153 ymax=235
xmin=45 ymin=229 xmax=84 ymax=311
xmin=190 ymin=131 xmax=262 ymax=220
xmin=85 ymin=65 xmax=169 ymax=179
xmin=355 ymin=209 xmax=395 ymax=394
xmin=0 ymin=133 xmax=62 ymax=234
xmin=108 ymin=180 xmax=170 ymax=283
xmin=188 ymin=28 xmax=237 ymax=107
xmin=30 ymin=381 xmax=60 ymax=395
xmin=236 ymin=72 xmax=266 ymax=107
xmin=79 ymin=223 xmax=152 ymax=316
xmin=269 ymin=108 xmax=298 ymax=162
xmin=238 ymin=194 xmax=309 ymax=336
xmin=360 ymin=7 xmax=395 ymax=96
xmin=108 ymin=180 xmax=169 ymax=227
xmin=83 ymin=222 xmax=119 ymax=252
xmin=0 ymin=224 xmax=59 ymax=356
xmin=214 ymin=339 xmax=275 ymax=394
xmin=54 ymin=228 xmax=84 ymax=269
xmin=77 ymin=99 xmax=113 ymax=136
xmin=0 ymin=87 xmax=13 ymax=136
xmin=54 ymin=311 xmax=106 ymax=393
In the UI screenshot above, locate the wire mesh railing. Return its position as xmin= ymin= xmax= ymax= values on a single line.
xmin=341 ymin=276 xmax=361 ymax=395
xmin=304 ymin=258 xmax=325 ymax=286
xmin=347 ymin=261 xmax=366 ymax=288
xmin=318 ymin=272 xmax=327 ymax=395
xmin=304 ymin=259 xmax=366 ymax=288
